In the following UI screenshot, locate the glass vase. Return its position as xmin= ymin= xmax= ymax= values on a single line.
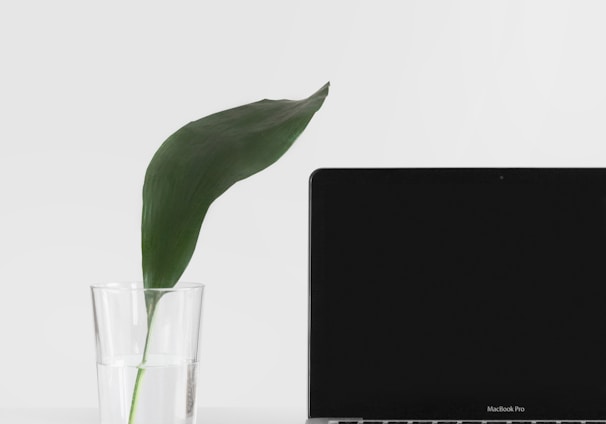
xmin=91 ymin=282 xmax=204 ymax=424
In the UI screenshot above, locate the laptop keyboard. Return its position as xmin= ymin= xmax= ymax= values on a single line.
xmin=329 ymin=421 xmax=606 ymax=424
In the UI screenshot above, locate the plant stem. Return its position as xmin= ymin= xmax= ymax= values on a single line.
xmin=128 ymin=294 xmax=159 ymax=424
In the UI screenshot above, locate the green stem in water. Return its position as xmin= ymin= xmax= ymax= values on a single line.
xmin=128 ymin=293 xmax=160 ymax=424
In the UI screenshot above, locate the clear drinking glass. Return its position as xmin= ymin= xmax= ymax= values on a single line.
xmin=91 ymin=282 xmax=204 ymax=424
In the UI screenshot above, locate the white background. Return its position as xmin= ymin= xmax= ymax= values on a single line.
xmin=2 ymin=0 xmax=606 ymax=409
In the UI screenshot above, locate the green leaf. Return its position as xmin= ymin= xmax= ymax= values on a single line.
xmin=141 ymin=82 xmax=329 ymax=289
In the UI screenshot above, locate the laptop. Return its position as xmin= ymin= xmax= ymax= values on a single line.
xmin=307 ymin=168 xmax=606 ymax=424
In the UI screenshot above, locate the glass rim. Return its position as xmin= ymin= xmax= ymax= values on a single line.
xmin=90 ymin=281 xmax=204 ymax=292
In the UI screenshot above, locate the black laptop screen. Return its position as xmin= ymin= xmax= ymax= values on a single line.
xmin=309 ymin=168 xmax=606 ymax=420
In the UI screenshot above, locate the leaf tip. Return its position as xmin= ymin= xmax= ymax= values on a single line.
xmin=316 ymin=81 xmax=330 ymax=98
xmin=304 ymin=81 xmax=330 ymax=112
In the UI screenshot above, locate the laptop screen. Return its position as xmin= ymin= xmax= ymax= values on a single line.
xmin=309 ymin=168 xmax=606 ymax=420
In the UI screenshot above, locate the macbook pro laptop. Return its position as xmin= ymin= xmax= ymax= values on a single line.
xmin=308 ymin=168 xmax=606 ymax=424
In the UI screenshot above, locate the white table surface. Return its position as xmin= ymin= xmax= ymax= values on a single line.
xmin=0 ymin=407 xmax=306 ymax=424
